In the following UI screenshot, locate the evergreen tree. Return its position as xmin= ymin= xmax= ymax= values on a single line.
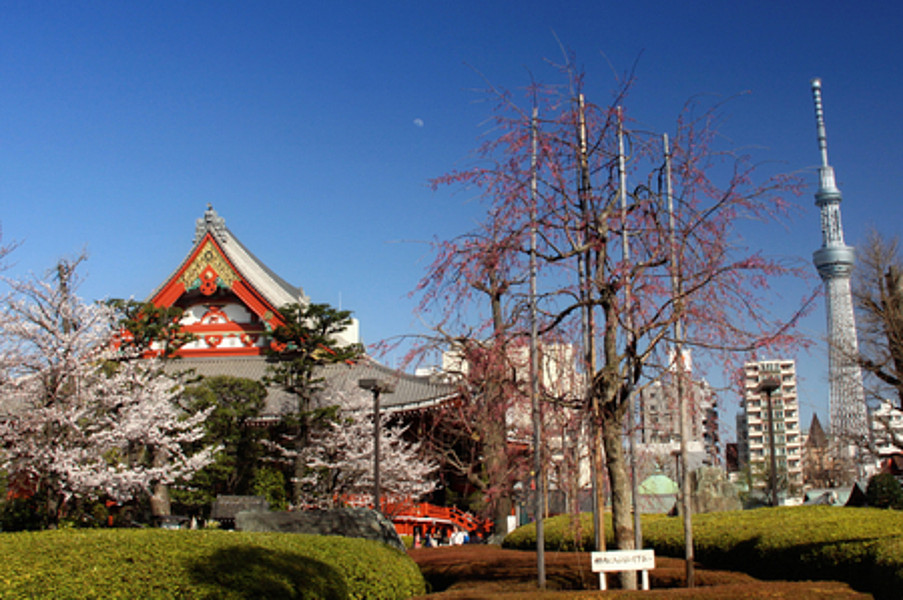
xmin=106 ymin=299 xmax=194 ymax=357
xmin=171 ymin=376 xmax=268 ymax=516
xmin=265 ymin=302 xmax=364 ymax=505
xmin=866 ymin=473 xmax=903 ymax=509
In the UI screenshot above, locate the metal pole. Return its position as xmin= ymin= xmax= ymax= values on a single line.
xmin=757 ymin=376 xmax=781 ymax=507
xmin=664 ymin=134 xmax=695 ymax=587
xmin=359 ymin=378 xmax=395 ymax=515
xmin=618 ymin=109 xmax=642 ymax=555
xmin=576 ymin=93 xmax=604 ymax=557
xmin=529 ymin=105 xmax=546 ymax=588
xmin=373 ymin=387 xmax=381 ymax=513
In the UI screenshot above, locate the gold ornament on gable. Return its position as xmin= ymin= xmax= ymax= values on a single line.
xmin=180 ymin=241 xmax=240 ymax=292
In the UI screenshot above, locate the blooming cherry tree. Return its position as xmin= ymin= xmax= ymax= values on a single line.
xmin=296 ymin=389 xmax=437 ymax=511
xmin=0 ymin=259 xmax=216 ymax=524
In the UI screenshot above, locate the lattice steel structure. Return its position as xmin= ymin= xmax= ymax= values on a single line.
xmin=810 ymin=78 xmax=869 ymax=442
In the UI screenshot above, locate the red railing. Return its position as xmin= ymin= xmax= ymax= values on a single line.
xmin=342 ymin=495 xmax=492 ymax=538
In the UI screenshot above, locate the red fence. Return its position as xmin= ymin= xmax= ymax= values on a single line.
xmin=389 ymin=502 xmax=492 ymax=538
xmin=343 ymin=495 xmax=492 ymax=539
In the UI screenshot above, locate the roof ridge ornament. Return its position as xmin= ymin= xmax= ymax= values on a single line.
xmin=194 ymin=204 xmax=228 ymax=245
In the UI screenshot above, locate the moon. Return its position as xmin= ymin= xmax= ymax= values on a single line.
xmin=413 ymin=118 xmax=424 ymax=128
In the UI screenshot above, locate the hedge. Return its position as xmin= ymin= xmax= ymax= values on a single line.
xmin=0 ymin=528 xmax=425 ymax=599
xmin=503 ymin=506 xmax=903 ymax=600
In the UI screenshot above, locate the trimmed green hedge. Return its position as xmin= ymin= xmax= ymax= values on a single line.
xmin=0 ymin=528 xmax=425 ymax=599
xmin=503 ymin=512 xmax=604 ymax=551
xmin=504 ymin=506 xmax=903 ymax=599
xmin=503 ymin=512 xmax=671 ymax=551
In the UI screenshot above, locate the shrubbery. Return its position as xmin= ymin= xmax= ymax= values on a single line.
xmin=504 ymin=506 xmax=903 ymax=600
xmin=503 ymin=512 xmax=605 ymax=551
xmin=0 ymin=528 xmax=425 ymax=599
xmin=866 ymin=473 xmax=903 ymax=509
xmin=503 ymin=511 xmax=670 ymax=551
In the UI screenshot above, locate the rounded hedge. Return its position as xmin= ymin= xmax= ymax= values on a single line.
xmin=0 ymin=528 xmax=425 ymax=599
xmin=866 ymin=473 xmax=903 ymax=509
xmin=504 ymin=506 xmax=903 ymax=600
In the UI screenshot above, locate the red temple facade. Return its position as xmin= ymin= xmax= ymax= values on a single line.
xmin=143 ymin=206 xmax=488 ymax=538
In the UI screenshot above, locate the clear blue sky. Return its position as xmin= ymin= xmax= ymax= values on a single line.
xmin=3 ymin=1 xmax=902 ymax=442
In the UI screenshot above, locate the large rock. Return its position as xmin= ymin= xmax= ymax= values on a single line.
xmin=210 ymin=495 xmax=269 ymax=528
xmin=691 ymin=467 xmax=742 ymax=513
xmin=235 ymin=507 xmax=405 ymax=552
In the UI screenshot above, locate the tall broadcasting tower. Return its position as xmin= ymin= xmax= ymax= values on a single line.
xmin=810 ymin=78 xmax=868 ymax=442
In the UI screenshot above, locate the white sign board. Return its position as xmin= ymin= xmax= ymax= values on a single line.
xmin=591 ymin=550 xmax=655 ymax=591
xmin=591 ymin=549 xmax=655 ymax=572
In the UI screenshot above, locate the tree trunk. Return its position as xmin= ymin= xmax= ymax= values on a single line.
xmin=150 ymin=447 xmax=172 ymax=519
xmin=150 ymin=483 xmax=171 ymax=518
xmin=484 ymin=385 xmax=512 ymax=536
xmin=603 ymin=407 xmax=637 ymax=590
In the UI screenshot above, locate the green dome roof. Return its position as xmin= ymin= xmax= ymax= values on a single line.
xmin=638 ymin=474 xmax=678 ymax=495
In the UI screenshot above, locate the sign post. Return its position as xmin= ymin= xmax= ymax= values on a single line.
xmin=591 ymin=549 xmax=655 ymax=591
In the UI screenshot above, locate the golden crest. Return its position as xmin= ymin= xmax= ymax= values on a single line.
xmin=180 ymin=240 xmax=239 ymax=291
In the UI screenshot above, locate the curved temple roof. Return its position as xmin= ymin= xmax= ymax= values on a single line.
xmin=167 ymin=355 xmax=458 ymax=418
xmin=151 ymin=206 xmax=454 ymax=414
xmin=149 ymin=204 xmax=308 ymax=310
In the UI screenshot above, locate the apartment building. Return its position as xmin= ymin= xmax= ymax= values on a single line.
xmin=738 ymin=359 xmax=803 ymax=495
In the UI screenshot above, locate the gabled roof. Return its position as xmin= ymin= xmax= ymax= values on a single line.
xmin=806 ymin=413 xmax=829 ymax=448
xmin=148 ymin=205 xmax=308 ymax=312
xmin=148 ymin=206 xmax=451 ymax=413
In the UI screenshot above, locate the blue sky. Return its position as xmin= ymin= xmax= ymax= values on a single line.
xmin=3 ymin=1 xmax=902 ymax=442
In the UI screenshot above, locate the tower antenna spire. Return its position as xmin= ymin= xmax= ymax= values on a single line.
xmin=809 ymin=78 xmax=868 ymax=460
xmin=811 ymin=78 xmax=830 ymax=168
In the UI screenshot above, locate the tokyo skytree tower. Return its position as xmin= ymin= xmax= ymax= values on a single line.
xmin=810 ymin=78 xmax=868 ymax=442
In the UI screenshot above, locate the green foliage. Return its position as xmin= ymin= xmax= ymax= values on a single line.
xmin=252 ymin=466 xmax=289 ymax=511
xmin=0 ymin=496 xmax=49 ymax=532
xmin=503 ymin=512 xmax=605 ymax=551
xmin=264 ymin=302 xmax=364 ymax=506
xmin=866 ymin=473 xmax=903 ymax=509
xmin=0 ymin=528 xmax=425 ymax=599
xmin=107 ymin=299 xmax=194 ymax=356
xmin=507 ymin=506 xmax=903 ymax=599
xmin=172 ymin=376 xmax=270 ymax=515
xmin=266 ymin=302 xmax=363 ymax=406
xmin=503 ymin=512 xmax=671 ymax=552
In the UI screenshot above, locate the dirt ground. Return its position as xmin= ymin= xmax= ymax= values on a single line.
xmin=408 ymin=545 xmax=873 ymax=599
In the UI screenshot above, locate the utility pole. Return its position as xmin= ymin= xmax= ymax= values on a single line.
xmin=576 ymin=93 xmax=605 ymax=556
xmin=617 ymin=109 xmax=642 ymax=559
xmin=665 ymin=134 xmax=695 ymax=588
xmin=529 ymin=105 xmax=546 ymax=589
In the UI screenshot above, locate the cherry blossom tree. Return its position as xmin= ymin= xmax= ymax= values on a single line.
xmin=295 ymin=389 xmax=437 ymax=512
xmin=0 ymin=258 xmax=216 ymax=526
xmin=416 ymin=335 xmax=533 ymax=535
xmin=420 ymin=58 xmax=814 ymax=588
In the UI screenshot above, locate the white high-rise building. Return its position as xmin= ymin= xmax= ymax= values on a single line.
xmin=870 ymin=399 xmax=903 ymax=457
xmin=739 ymin=360 xmax=804 ymax=495
xmin=637 ymin=378 xmax=720 ymax=464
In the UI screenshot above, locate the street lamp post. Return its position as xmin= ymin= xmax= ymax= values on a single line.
xmin=358 ymin=378 xmax=396 ymax=514
xmin=756 ymin=376 xmax=781 ymax=507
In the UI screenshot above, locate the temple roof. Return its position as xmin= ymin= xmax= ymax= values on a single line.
xmin=168 ymin=355 xmax=457 ymax=417
xmin=148 ymin=204 xmax=308 ymax=310
xmin=148 ymin=206 xmax=450 ymax=413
